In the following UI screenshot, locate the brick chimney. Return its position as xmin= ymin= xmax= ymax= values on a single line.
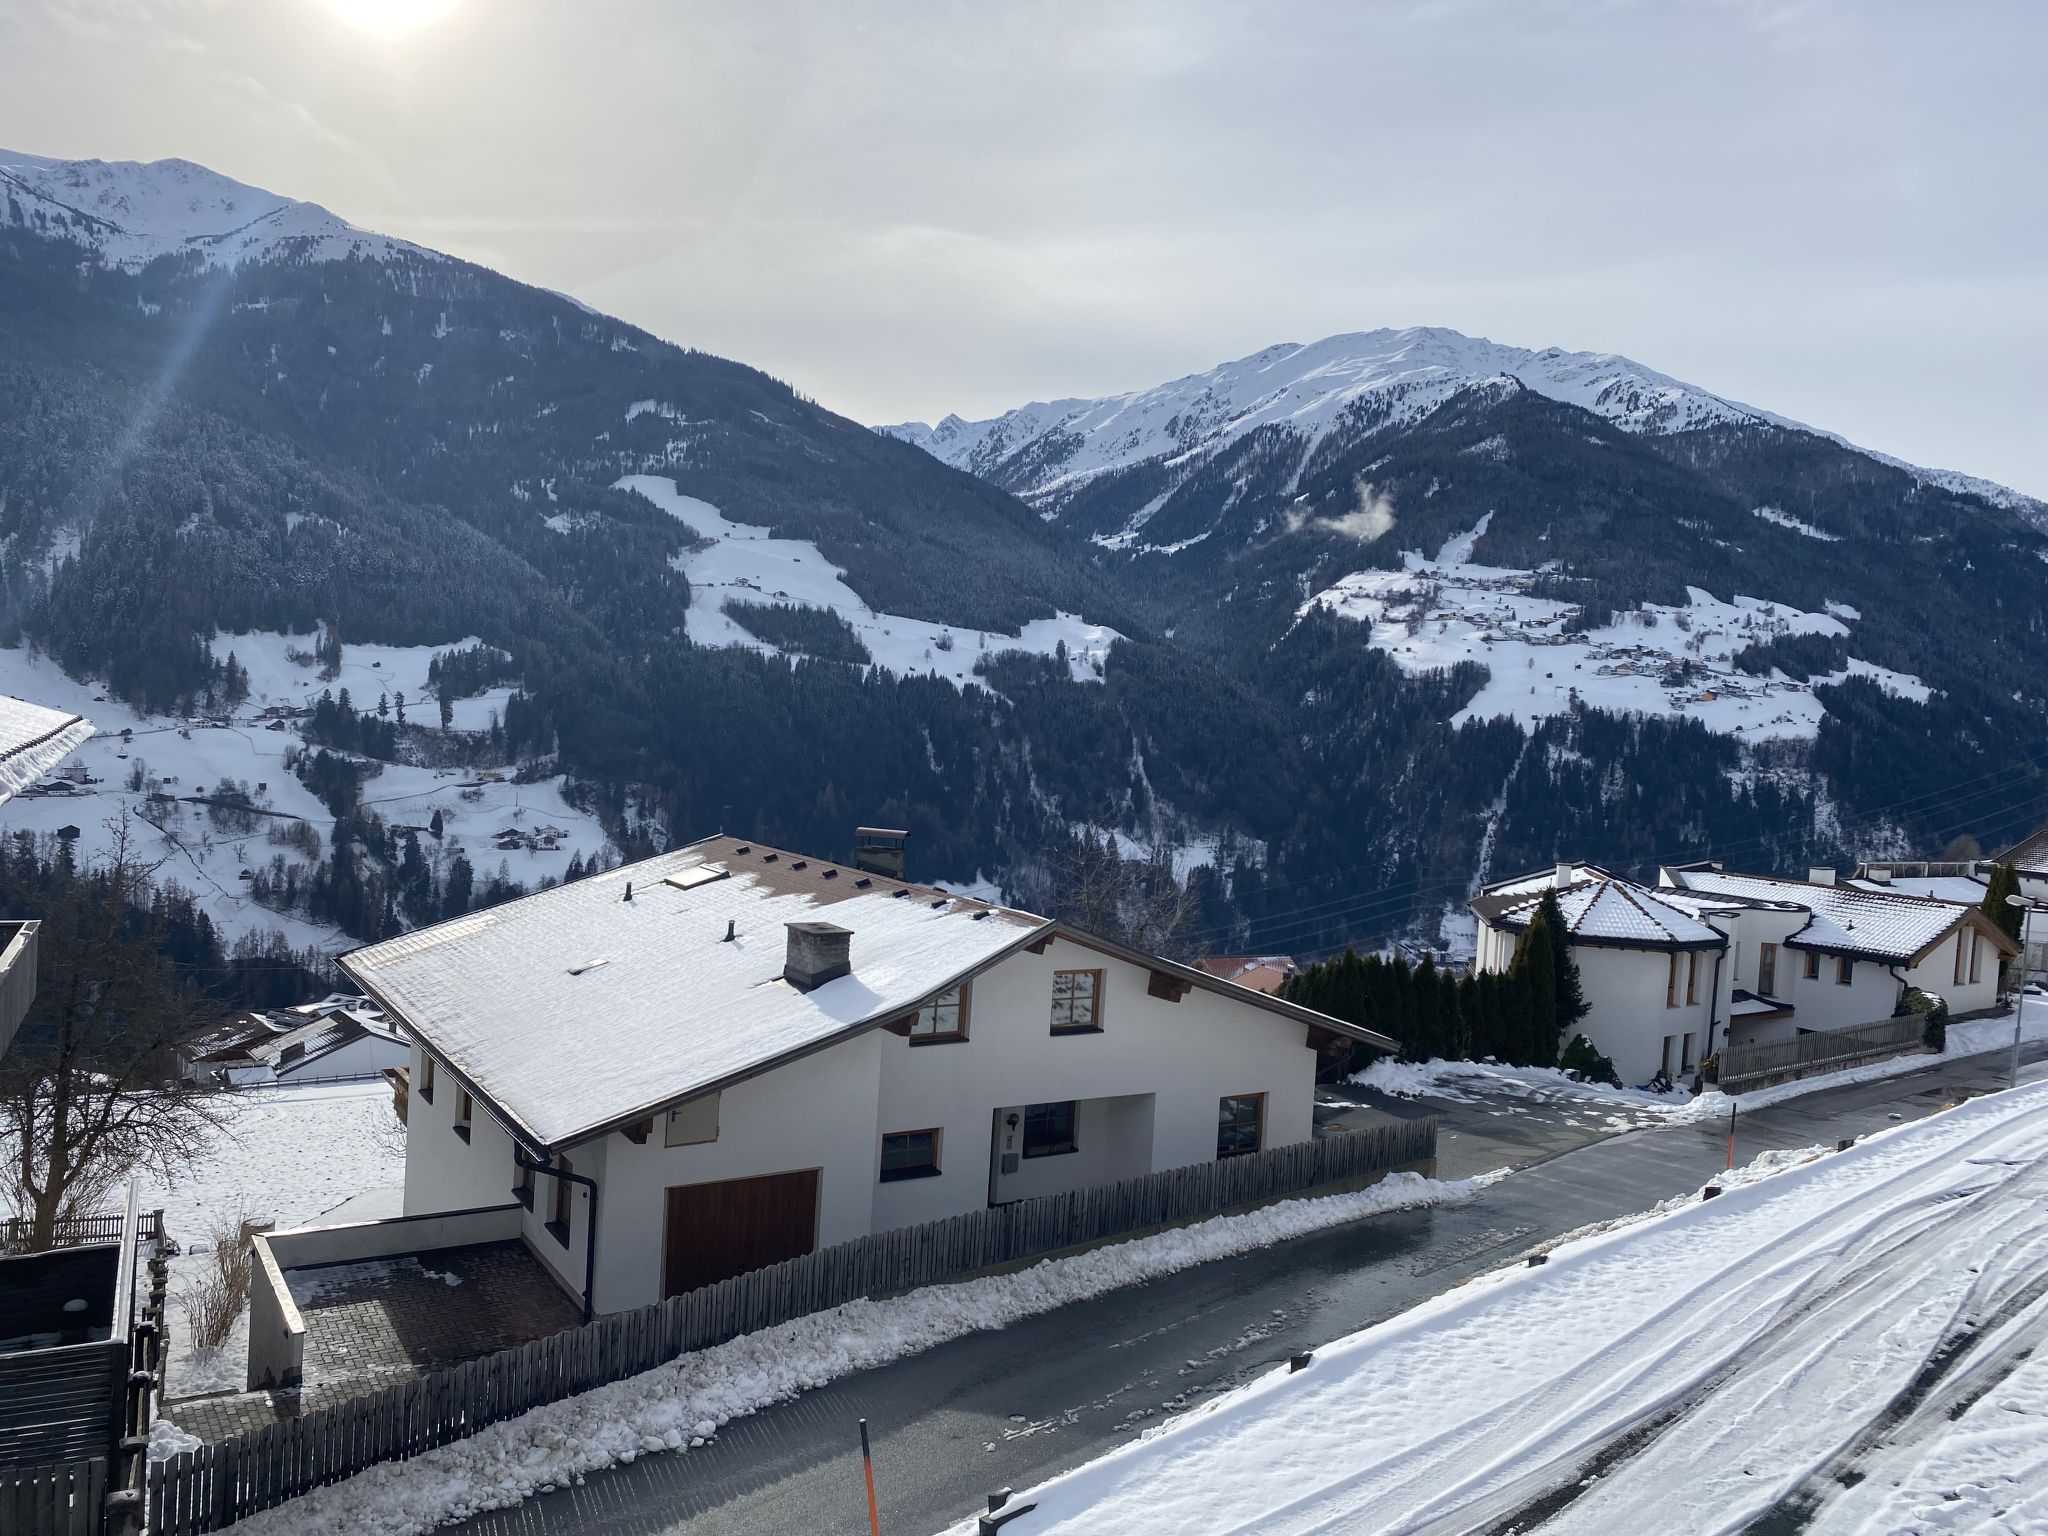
xmin=784 ymin=922 xmax=852 ymax=991
xmin=855 ymin=826 xmax=908 ymax=881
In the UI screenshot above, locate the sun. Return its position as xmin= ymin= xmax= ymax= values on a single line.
xmin=321 ymin=0 xmax=462 ymax=37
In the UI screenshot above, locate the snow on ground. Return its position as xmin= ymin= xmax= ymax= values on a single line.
xmin=936 ymin=1084 xmax=2048 ymax=1536
xmin=0 ymin=640 xmax=611 ymax=951
xmin=1753 ymin=505 xmax=1843 ymax=541
xmin=115 ymin=1083 xmax=404 ymax=1399
xmin=224 ymin=1170 xmax=1497 ymax=1536
xmin=618 ymin=474 xmax=1120 ymax=688
xmin=1298 ymin=517 xmax=1931 ymax=740
xmin=1364 ymin=1005 xmax=2048 ymax=1128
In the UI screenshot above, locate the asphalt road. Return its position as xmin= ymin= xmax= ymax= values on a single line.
xmin=456 ymin=1040 xmax=2048 ymax=1536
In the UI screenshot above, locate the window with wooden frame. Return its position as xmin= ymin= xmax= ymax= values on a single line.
xmin=1665 ymin=953 xmax=1680 ymax=1008
xmin=1216 ymin=1094 xmax=1264 ymax=1159
xmin=878 ymin=1129 xmax=941 ymax=1182
xmin=548 ymin=1156 xmax=574 ymax=1245
xmin=1836 ymin=955 xmax=1854 ymax=986
xmin=1681 ymin=1032 xmax=1695 ymax=1071
xmin=1971 ymin=934 xmax=1984 ymax=985
xmin=1758 ymin=942 xmax=1778 ymax=996
xmin=418 ymin=1053 xmax=436 ymax=1103
xmin=907 ymin=984 xmax=968 ymax=1043
xmin=454 ymin=1088 xmax=473 ymax=1143
xmin=1686 ymin=952 xmax=1700 ymax=1006
xmin=1955 ymin=932 xmax=1968 ymax=985
xmin=513 ymin=1157 xmax=534 ymax=1210
xmin=1050 ymin=970 xmax=1104 ymax=1033
xmin=1804 ymin=951 xmax=1822 ymax=981
xmin=1022 ymin=1101 xmax=1077 ymax=1157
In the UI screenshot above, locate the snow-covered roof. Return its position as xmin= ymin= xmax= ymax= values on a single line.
xmin=249 ymin=1015 xmax=369 ymax=1070
xmin=1660 ymin=868 xmax=2008 ymax=963
xmin=1472 ymin=868 xmax=1724 ymax=950
xmin=0 ymin=694 xmax=93 ymax=805
xmin=343 ymin=838 xmax=1052 ymax=1149
xmin=1847 ymin=875 xmax=1989 ymax=905
xmin=1730 ymin=989 xmax=1794 ymax=1019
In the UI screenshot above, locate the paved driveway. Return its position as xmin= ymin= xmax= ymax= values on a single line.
xmin=453 ymin=1041 xmax=2048 ymax=1536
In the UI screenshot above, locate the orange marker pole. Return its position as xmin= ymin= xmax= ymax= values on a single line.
xmin=860 ymin=1418 xmax=881 ymax=1536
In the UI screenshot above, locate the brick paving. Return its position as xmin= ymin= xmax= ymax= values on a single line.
xmin=166 ymin=1240 xmax=580 ymax=1443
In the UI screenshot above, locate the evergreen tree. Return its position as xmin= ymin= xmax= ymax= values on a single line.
xmin=1982 ymin=862 xmax=2023 ymax=942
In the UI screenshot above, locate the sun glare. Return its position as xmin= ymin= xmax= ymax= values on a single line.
xmin=321 ymin=0 xmax=462 ymax=37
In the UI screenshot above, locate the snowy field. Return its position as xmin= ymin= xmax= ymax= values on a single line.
xmin=0 ymin=641 xmax=611 ymax=951
xmin=1299 ymin=515 xmax=1930 ymax=739
xmin=619 ymin=474 xmax=1120 ymax=688
xmin=223 ymin=1170 xmax=1497 ymax=1535
xmin=941 ymin=1084 xmax=2048 ymax=1535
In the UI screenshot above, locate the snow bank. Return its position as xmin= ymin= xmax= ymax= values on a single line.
xmin=938 ymin=1084 xmax=2048 ymax=1535
xmin=224 ymin=1170 xmax=1492 ymax=1535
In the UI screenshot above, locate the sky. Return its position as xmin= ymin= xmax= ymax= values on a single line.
xmin=4 ymin=0 xmax=2045 ymax=497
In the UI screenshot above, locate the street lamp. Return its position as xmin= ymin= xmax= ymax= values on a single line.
xmin=2004 ymin=894 xmax=2033 ymax=1092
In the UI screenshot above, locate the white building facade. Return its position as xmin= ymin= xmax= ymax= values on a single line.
xmin=354 ymin=836 xmax=1392 ymax=1317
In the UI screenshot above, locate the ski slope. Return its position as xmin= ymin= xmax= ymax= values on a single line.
xmin=620 ymin=475 xmax=1119 ymax=687
xmin=944 ymin=1084 xmax=2048 ymax=1536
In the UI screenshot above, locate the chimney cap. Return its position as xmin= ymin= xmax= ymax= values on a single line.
xmin=855 ymin=826 xmax=909 ymax=840
xmin=785 ymin=920 xmax=852 ymax=938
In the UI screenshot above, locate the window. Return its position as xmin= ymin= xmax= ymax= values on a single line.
xmin=1022 ymin=1101 xmax=1077 ymax=1157
xmin=1758 ymin=942 xmax=1778 ymax=996
xmin=908 ymin=984 xmax=967 ymax=1042
xmin=1686 ymin=952 xmax=1700 ymax=1006
xmin=514 ymin=1158 xmax=534 ymax=1210
xmin=418 ymin=1053 xmax=435 ymax=1103
xmin=548 ymin=1156 xmax=574 ymax=1245
xmin=1971 ymin=934 xmax=1984 ymax=985
xmin=1804 ymin=951 xmax=1822 ymax=981
xmin=1217 ymin=1095 xmax=1264 ymax=1159
xmin=1836 ymin=955 xmax=1854 ymax=986
xmin=1665 ymin=953 xmax=1680 ymax=1008
xmin=1955 ymin=932 xmax=1968 ymax=985
xmin=879 ymin=1129 xmax=941 ymax=1182
xmin=1050 ymin=970 xmax=1104 ymax=1033
xmin=1681 ymin=1032 xmax=1695 ymax=1071
xmin=454 ymin=1089 xmax=473 ymax=1143
xmin=664 ymin=1092 xmax=720 ymax=1147
xmin=1661 ymin=1035 xmax=1676 ymax=1075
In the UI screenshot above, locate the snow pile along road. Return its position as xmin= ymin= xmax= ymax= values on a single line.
xmin=940 ymin=1084 xmax=2048 ymax=1536
xmin=226 ymin=1171 xmax=1496 ymax=1536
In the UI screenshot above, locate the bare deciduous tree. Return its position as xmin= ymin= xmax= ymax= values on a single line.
xmin=1051 ymin=831 xmax=1202 ymax=962
xmin=1 ymin=817 xmax=230 ymax=1249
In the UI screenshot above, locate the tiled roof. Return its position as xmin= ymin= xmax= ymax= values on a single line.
xmin=1473 ymin=871 xmax=1724 ymax=950
xmin=0 ymin=694 xmax=92 ymax=804
xmin=1661 ymin=869 xmax=1995 ymax=963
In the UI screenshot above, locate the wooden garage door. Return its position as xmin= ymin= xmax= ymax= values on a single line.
xmin=663 ymin=1169 xmax=820 ymax=1298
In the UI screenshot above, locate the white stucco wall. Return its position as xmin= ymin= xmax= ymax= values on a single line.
xmin=274 ymin=1032 xmax=408 ymax=1085
xmin=1567 ymin=943 xmax=1720 ymax=1087
xmin=1902 ymin=927 xmax=2002 ymax=1017
xmin=402 ymin=1044 xmax=524 ymax=1218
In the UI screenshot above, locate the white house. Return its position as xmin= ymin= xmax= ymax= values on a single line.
xmin=340 ymin=835 xmax=1397 ymax=1317
xmin=0 ymin=693 xmax=93 ymax=1056
xmin=1470 ymin=863 xmax=1729 ymax=1087
xmin=1659 ymin=864 xmax=2017 ymax=1042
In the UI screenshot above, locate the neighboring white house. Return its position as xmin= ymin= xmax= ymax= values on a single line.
xmin=1470 ymin=863 xmax=1729 ymax=1087
xmin=179 ymin=994 xmax=405 ymax=1087
xmin=1659 ymin=863 xmax=2016 ymax=1042
xmin=0 ymin=693 xmax=93 ymax=1056
xmin=340 ymin=835 xmax=1397 ymax=1317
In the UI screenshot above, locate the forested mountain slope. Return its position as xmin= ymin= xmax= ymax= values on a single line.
xmin=3 ymin=149 xmax=2045 ymax=965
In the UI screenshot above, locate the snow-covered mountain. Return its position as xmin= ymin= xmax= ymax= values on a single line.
xmin=0 ymin=148 xmax=434 ymax=271
xmin=882 ymin=327 xmax=2042 ymax=519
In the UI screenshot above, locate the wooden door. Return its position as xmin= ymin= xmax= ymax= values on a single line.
xmin=663 ymin=1169 xmax=820 ymax=1298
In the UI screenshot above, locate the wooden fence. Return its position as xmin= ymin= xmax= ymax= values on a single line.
xmin=150 ymin=1117 xmax=1435 ymax=1532
xmin=1 ymin=1456 xmax=108 ymax=1536
xmin=0 ymin=1209 xmax=165 ymax=1256
xmin=1716 ymin=1014 xmax=1927 ymax=1091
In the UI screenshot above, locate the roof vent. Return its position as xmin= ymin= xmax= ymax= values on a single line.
xmin=761 ymin=852 xmax=779 ymax=864
xmin=784 ymin=922 xmax=852 ymax=992
xmin=821 ymin=868 xmax=839 ymax=880
xmin=855 ymin=826 xmax=908 ymax=881
xmin=1809 ymin=867 xmax=1837 ymax=887
xmin=723 ymin=919 xmax=736 ymax=943
xmin=791 ymin=860 xmax=808 ymax=871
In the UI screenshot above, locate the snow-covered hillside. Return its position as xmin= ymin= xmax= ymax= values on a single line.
xmin=883 ymin=326 xmax=2043 ymax=518
xmin=0 ymin=147 xmax=434 ymax=271
xmin=620 ymin=475 xmax=1119 ymax=687
xmin=1298 ymin=516 xmax=1930 ymax=740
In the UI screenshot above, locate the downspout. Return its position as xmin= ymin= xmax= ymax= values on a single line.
xmin=1705 ymin=944 xmax=1727 ymax=1069
xmin=515 ymin=1149 xmax=601 ymax=1324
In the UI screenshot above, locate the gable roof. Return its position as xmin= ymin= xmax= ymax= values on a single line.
xmin=1994 ymin=826 xmax=2048 ymax=873
xmin=1660 ymin=867 xmax=2017 ymax=965
xmin=0 ymin=695 xmax=92 ymax=805
xmin=343 ymin=835 xmax=1396 ymax=1152
xmin=1472 ymin=866 xmax=1725 ymax=951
